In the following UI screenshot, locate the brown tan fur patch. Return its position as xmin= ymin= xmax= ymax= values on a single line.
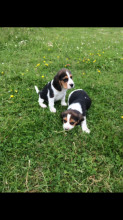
xmin=61 ymin=76 xmax=69 ymax=89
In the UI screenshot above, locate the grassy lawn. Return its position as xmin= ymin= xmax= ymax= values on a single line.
xmin=0 ymin=27 xmax=123 ymax=192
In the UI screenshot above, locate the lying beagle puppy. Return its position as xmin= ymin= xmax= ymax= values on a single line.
xmin=61 ymin=89 xmax=91 ymax=133
xmin=35 ymin=68 xmax=74 ymax=113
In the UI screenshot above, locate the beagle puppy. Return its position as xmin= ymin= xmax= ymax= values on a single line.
xmin=61 ymin=89 xmax=91 ymax=133
xmin=35 ymin=68 xmax=74 ymax=113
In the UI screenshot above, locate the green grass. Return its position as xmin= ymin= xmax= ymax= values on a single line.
xmin=0 ymin=27 xmax=123 ymax=192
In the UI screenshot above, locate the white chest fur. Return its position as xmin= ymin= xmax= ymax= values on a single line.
xmin=51 ymin=80 xmax=67 ymax=102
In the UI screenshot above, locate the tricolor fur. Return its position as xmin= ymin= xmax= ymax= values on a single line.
xmin=35 ymin=68 xmax=74 ymax=113
xmin=61 ymin=89 xmax=91 ymax=133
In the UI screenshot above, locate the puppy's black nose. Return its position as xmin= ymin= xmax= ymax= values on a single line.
xmin=70 ymin=84 xmax=74 ymax=87
xmin=65 ymin=128 xmax=69 ymax=131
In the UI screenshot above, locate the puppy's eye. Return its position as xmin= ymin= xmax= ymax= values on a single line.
xmin=70 ymin=122 xmax=74 ymax=125
xmin=70 ymin=76 xmax=72 ymax=79
xmin=63 ymin=78 xmax=68 ymax=82
xmin=63 ymin=119 xmax=67 ymax=123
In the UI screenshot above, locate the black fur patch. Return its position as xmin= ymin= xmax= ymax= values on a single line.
xmin=68 ymin=90 xmax=91 ymax=116
xmin=38 ymin=81 xmax=54 ymax=102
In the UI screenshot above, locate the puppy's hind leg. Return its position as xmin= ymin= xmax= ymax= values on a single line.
xmin=38 ymin=96 xmax=47 ymax=108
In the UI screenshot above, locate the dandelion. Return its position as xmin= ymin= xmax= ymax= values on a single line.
xmin=65 ymin=65 xmax=67 ymax=67
xmin=10 ymin=95 xmax=14 ymax=98
xmin=57 ymin=56 xmax=59 ymax=58
xmin=83 ymin=73 xmax=85 ymax=75
xmin=121 ymin=116 xmax=123 ymax=118
xmin=1 ymin=71 xmax=4 ymax=74
xmin=22 ymin=73 xmax=24 ymax=75
xmin=88 ymin=59 xmax=90 ymax=61
xmin=102 ymin=52 xmax=104 ymax=53
xmin=97 ymin=69 xmax=100 ymax=73
xmin=66 ymin=58 xmax=68 ymax=60
xmin=50 ymin=61 xmax=52 ymax=63
xmin=45 ymin=64 xmax=48 ymax=66
xmin=27 ymin=88 xmax=29 ymax=90
xmin=26 ymin=69 xmax=28 ymax=71
xmin=42 ymin=76 xmax=44 ymax=78
xmin=43 ymin=61 xmax=46 ymax=62
xmin=99 ymin=54 xmax=101 ymax=56
xmin=97 ymin=53 xmax=99 ymax=55
xmin=77 ymin=62 xmax=79 ymax=63
xmin=48 ymin=49 xmax=50 ymax=50
xmin=15 ymin=90 xmax=17 ymax=92
xmin=90 ymin=53 xmax=91 ymax=55
xmin=79 ymin=58 xmax=81 ymax=60
xmin=93 ymin=60 xmax=96 ymax=63
xmin=43 ymin=56 xmax=45 ymax=58
xmin=37 ymin=63 xmax=40 ymax=66
xmin=83 ymin=60 xmax=85 ymax=62
xmin=121 ymin=58 xmax=123 ymax=60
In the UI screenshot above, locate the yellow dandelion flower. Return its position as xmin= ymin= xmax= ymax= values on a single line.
xmin=77 ymin=62 xmax=79 ymax=63
xmin=43 ymin=56 xmax=45 ymax=58
xmin=102 ymin=52 xmax=104 ymax=53
xmin=66 ymin=58 xmax=68 ymax=60
xmin=1 ymin=71 xmax=4 ymax=74
xmin=15 ymin=90 xmax=17 ymax=93
xmin=27 ymin=88 xmax=29 ymax=90
xmin=79 ymin=58 xmax=81 ymax=60
xmin=99 ymin=54 xmax=101 ymax=56
xmin=50 ymin=61 xmax=52 ymax=63
xmin=121 ymin=116 xmax=123 ymax=118
xmin=86 ymin=61 xmax=88 ymax=63
xmin=65 ymin=65 xmax=67 ymax=67
xmin=26 ymin=69 xmax=28 ymax=71
xmin=22 ymin=73 xmax=24 ymax=75
xmin=35 ymin=66 xmax=37 ymax=68
xmin=83 ymin=73 xmax=85 ymax=75
xmin=48 ymin=49 xmax=50 ymax=50
xmin=42 ymin=76 xmax=44 ymax=78
xmin=83 ymin=60 xmax=85 ymax=62
xmin=45 ymin=64 xmax=48 ymax=66
xmin=90 ymin=53 xmax=91 ymax=55
xmin=57 ymin=56 xmax=59 ymax=58
xmin=43 ymin=61 xmax=46 ymax=62
xmin=97 ymin=53 xmax=99 ymax=55
xmin=10 ymin=95 xmax=14 ymax=98
xmin=121 ymin=58 xmax=123 ymax=60
xmin=37 ymin=63 xmax=40 ymax=66
xmin=98 ymin=50 xmax=100 ymax=51
xmin=88 ymin=59 xmax=90 ymax=61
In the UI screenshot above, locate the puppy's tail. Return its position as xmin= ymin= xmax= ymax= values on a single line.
xmin=35 ymin=86 xmax=39 ymax=94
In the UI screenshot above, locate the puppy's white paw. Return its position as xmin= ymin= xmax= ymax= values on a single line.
xmin=83 ymin=128 xmax=90 ymax=133
xmin=39 ymin=103 xmax=47 ymax=108
xmin=61 ymin=102 xmax=67 ymax=106
xmin=50 ymin=107 xmax=56 ymax=113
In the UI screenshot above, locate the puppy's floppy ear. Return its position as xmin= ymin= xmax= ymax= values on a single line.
xmin=76 ymin=113 xmax=84 ymax=125
xmin=61 ymin=111 xmax=67 ymax=118
xmin=53 ymin=73 xmax=62 ymax=91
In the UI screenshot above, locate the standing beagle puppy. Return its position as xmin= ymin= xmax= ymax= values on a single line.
xmin=35 ymin=68 xmax=74 ymax=113
xmin=61 ymin=89 xmax=91 ymax=133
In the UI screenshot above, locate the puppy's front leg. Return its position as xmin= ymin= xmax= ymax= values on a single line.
xmin=48 ymin=97 xmax=56 ymax=113
xmin=81 ymin=116 xmax=90 ymax=133
xmin=61 ymin=95 xmax=67 ymax=106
